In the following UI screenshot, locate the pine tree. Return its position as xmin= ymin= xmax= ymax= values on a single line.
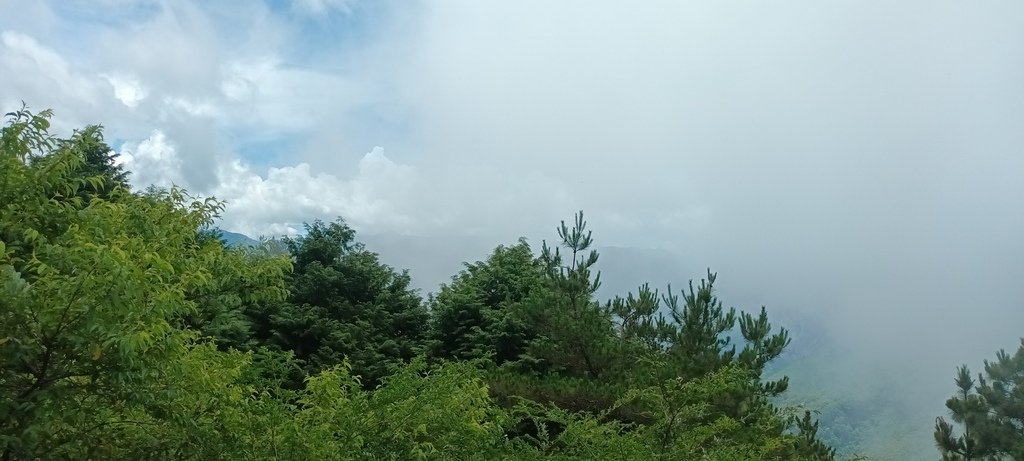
xmin=661 ymin=271 xmax=739 ymax=381
xmin=792 ymin=410 xmax=839 ymax=460
xmin=522 ymin=211 xmax=619 ymax=380
xmin=936 ymin=340 xmax=1024 ymax=460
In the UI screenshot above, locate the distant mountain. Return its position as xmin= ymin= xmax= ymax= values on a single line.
xmin=359 ymin=232 xmax=498 ymax=295
xmin=216 ymin=229 xmax=261 ymax=247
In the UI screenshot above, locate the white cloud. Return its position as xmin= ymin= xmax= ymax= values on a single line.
xmin=0 ymin=30 xmax=104 ymax=120
xmin=162 ymin=95 xmax=220 ymax=118
xmin=216 ymin=56 xmax=372 ymax=136
xmin=102 ymin=73 xmax=148 ymax=108
xmin=214 ymin=146 xmax=418 ymax=236
xmin=2 ymin=31 xmax=76 ymax=89
xmin=220 ymin=59 xmax=269 ymax=102
xmin=93 ymin=2 xmax=223 ymax=96
xmin=116 ymin=129 xmax=185 ymax=188
xmin=113 ymin=127 xmax=420 ymax=238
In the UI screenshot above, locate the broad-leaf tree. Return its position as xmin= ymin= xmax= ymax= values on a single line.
xmin=0 ymin=108 xmax=290 ymax=458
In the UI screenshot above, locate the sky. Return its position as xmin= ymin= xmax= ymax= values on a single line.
xmin=3 ymin=1 xmax=1024 ymax=456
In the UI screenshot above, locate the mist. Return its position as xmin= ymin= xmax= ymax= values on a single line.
xmin=3 ymin=1 xmax=1023 ymax=457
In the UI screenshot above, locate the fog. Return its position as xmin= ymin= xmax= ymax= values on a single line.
xmin=3 ymin=1 xmax=1023 ymax=457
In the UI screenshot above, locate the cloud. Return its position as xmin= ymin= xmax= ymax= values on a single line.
xmin=162 ymin=95 xmax=220 ymax=118
xmin=216 ymin=56 xmax=373 ymax=136
xmin=213 ymin=145 xmax=418 ymax=236
xmin=116 ymin=130 xmax=185 ymax=188
xmin=115 ymin=129 xmax=420 ymax=238
xmin=0 ymin=30 xmax=106 ymax=130
xmin=1 ymin=31 xmax=85 ymax=96
xmin=292 ymin=0 xmax=359 ymax=16
xmin=102 ymin=73 xmax=148 ymax=108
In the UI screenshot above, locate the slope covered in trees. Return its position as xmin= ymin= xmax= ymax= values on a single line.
xmin=1 ymin=108 xmax=856 ymax=459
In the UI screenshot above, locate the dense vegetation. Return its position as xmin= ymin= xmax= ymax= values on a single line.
xmin=2 ymin=107 xmax=1016 ymax=460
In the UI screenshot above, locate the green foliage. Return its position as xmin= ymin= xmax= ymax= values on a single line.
xmin=790 ymin=409 xmax=841 ymax=460
xmin=59 ymin=124 xmax=130 ymax=200
xmin=428 ymin=238 xmax=545 ymax=364
xmin=211 ymin=358 xmax=509 ymax=460
xmin=250 ymin=219 xmax=429 ymax=388
xmin=661 ymin=272 xmax=739 ymax=379
xmin=521 ymin=212 xmax=620 ymax=380
xmin=0 ymin=108 xmax=284 ymax=458
xmin=936 ymin=340 xmax=1024 ymax=460
xmin=444 ymin=212 xmax=835 ymax=459
xmin=180 ymin=241 xmax=291 ymax=351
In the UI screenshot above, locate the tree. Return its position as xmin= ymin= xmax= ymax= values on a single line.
xmin=936 ymin=340 xmax=1024 ymax=460
xmin=521 ymin=211 xmax=620 ymax=380
xmin=7 ymin=103 xmax=128 ymax=202
xmin=479 ymin=212 xmax=631 ymax=427
xmin=0 ymin=108 xmax=290 ymax=458
xmin=249 ymin=219 xmax=429 ymax=389
xmin=178 ymin=241 xmax=291 ymax=351
xmin=428 ymin=238 xmax=545 ymax=364
xmin=607 ymin=274 xmax=831 ymax=459
xmin=62 ymin=124 xmax=130 ymax=199
xmin=470 ymin=212 xmax=834 ymax=458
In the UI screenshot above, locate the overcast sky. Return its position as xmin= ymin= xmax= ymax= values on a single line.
xmin=3 ymin=1 xmax=1023 ymax=456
